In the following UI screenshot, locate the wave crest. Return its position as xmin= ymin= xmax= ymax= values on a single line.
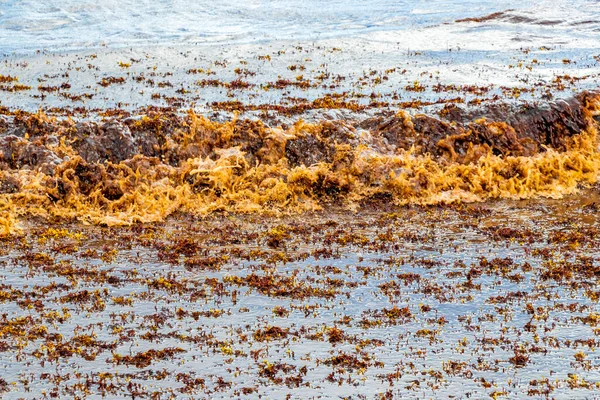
xmin=0 ymin=91 xmax=599 ymax=232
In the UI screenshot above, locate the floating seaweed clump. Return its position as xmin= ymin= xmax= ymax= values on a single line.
xmin=0 ymin=91 xmax=599 ymax=231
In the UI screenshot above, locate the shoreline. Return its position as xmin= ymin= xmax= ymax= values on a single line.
xmin=1 ymin=4 xmax=600 ymax=398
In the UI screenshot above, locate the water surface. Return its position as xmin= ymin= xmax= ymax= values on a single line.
xmin=1 ymin=0 xmax=599 ymax=53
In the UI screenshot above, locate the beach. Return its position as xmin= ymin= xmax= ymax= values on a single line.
xmin=1 ymin=1 xmax=600 ymax=398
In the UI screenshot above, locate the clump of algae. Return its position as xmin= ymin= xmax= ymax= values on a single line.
xmin=0 ymin=93 xmax=599 ymax=231
xmin=0 ymin=210 xmax=19 ymax=237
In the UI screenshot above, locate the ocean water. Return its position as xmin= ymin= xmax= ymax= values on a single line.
xmin=0 ymin=0 xmax=599 ymax=53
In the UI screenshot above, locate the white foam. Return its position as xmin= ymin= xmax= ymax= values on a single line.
xmin=0 ymin=0 xmax=598 ymax=54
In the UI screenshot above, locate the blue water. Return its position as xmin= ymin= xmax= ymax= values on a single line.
xmin=0 ymin=0 xmax=599 ymax=53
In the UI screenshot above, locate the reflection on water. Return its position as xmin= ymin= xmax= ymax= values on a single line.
xmin=0 ymin=201 xmax=599 ymax=398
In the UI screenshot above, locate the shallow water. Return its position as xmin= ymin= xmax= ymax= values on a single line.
xmin=0 ymin=202 xmax=599 ymax=398
xmin=1 ymin=0 xmax=600 ymax=54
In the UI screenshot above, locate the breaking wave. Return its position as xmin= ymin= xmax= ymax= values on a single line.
xmin=0 ymin=91 xmax=599 ymax=233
